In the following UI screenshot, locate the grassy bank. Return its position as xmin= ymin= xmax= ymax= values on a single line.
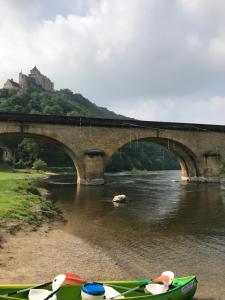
xmin=0 ymin=170 xmax=57 ymax=234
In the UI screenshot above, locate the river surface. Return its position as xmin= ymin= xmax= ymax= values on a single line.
xmin=44 ymin=170 xmax=225 ymax=299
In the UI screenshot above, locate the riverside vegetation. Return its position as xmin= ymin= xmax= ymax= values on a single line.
xmin=0 ymin=168 xmax=58 ymax=246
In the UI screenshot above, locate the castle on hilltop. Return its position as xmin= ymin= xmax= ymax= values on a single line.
xmin=3 ymin=67 xmax=54 ymax=92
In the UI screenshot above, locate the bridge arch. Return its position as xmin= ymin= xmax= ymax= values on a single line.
xmin=105 ymin=137 xmax=200 ymax=181
xmin=0 ymin=132 xmax=81 ymax=183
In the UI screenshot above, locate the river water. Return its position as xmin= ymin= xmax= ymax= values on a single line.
xmin=45 ymin=171 xmax=225 ymax=299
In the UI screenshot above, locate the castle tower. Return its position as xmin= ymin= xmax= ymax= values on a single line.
xmin=30 ymin=66 xmax=41 ymax=76
xmin=28 ymin=66 xmax=54 ymax=91
xmin=19 ymin=72 xmax=29 ymax=89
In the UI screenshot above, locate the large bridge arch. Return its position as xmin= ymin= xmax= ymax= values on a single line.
xmin=104 ymin=136 xmax=200 ymax=181
xmin=0 ymin=132 xmax=82 ymax=184
xmin=0 ymin=120 xmax=112 ymax=185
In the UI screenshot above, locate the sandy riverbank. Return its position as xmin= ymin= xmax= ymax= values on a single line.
xmin=0 ymin=225 xmax=128 ymax=284
xmin=0 ymin=225 xmax=218 ymax=299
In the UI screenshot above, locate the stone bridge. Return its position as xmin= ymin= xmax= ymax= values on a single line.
xmin=0 ymin=112 xmax=224 ymax=185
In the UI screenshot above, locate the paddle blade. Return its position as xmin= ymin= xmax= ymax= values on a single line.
xmin=152 ymin=271 xmax=174 ymax=286
xmin=64 ymin=273 xmax=86 ymax=286
xmin=152 ymin=275 xmax=170 ymax=285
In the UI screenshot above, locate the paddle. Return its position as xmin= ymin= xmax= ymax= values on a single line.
xmin=108 ymin=281 xmax=149 ymax=299
xmin=41 ymin=273 xmax=88 ymax=300
xmin=25 ymin=274 xmax=83 ymax=300
xmin=4 ymin=281 xmax=52 ymax=297
xmin=3 ymin=273 xmax=83 ymax=299
xmin=110 ymin=272 xmax=175 ymax=299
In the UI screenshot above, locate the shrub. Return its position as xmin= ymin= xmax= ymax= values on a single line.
xmin=32 ymin=159 xmax=47 ymax=171
xmin=26 ymin=186 xmax=41 ymax=196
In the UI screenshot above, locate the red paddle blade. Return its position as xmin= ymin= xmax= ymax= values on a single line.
xmin=64 ymin=273 xmax=86 ymax=286
xmin=152 ymin=275 xmax=170 ymax=285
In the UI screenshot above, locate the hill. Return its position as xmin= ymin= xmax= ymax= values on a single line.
xmin=0 ymin=88 xmax=124 ymax=119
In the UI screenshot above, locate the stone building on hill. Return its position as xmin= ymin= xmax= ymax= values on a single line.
xmin=3 ymin=79 xmax=21 ymax=91
xmin=2 ymin=67 xmax=54 ymax=92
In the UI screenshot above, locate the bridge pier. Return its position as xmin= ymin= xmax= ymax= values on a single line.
xmin=78 ymin=150 xmax=105 ymax=185
xmin=201 ymin=151 xmax=221 ymax=182
xmin=182 ymin=151 xmax=221 ymax=183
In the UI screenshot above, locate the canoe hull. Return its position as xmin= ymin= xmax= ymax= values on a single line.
xmin=0 ymin=276 xmax=197 ymax=300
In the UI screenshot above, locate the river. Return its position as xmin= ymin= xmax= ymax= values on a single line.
xmin=44 ymin=170 xmax=225 ymax=299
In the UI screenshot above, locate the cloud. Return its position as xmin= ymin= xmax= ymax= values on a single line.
xmin=1 ymin=0 xmax=225 ymax=124
xmin=109 ymin=95 xmax=225 ymax=125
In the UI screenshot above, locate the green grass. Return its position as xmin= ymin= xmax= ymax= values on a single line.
xmin=0 ymin=170 xmax=57 ymax=233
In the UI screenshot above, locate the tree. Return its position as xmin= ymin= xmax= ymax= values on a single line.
xmin=43 ymin=104 xmax=64 ymax=115
xmin=32 ymin=159 xmax=47 ymax=171
xmin=16 ymin=138 xmax=39 ymax=167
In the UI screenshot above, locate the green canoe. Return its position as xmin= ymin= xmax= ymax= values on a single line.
xmin=0 ymin=276 xmax=197 ymax=300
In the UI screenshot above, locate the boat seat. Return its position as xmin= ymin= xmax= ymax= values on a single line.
xmin=29 ymin=288 xmax=57 ymax=300
xmin=144 ymin=283 xmax=168 ymax=295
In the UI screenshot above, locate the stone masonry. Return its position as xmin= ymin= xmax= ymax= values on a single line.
xmin=0 ymin=113 xmax=225 ymax=185
xmin=3 ymin=79 xmax=21 ymax=91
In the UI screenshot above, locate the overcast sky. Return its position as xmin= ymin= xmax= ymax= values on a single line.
xmin=1 ymin=0 xmax=225 ymax=124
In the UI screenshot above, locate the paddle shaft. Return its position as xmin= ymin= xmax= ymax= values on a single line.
xmin=43 ymin=287 xmax=60 ymax=300
xmin=5 ymin=281 xmax=52 ymax=296
xmin=109 ymin=282 xmax=148 ymax=299
xmin=103 ymin=283 xmax=144 ymax=292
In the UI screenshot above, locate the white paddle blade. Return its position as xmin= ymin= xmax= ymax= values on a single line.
xmin=161 ymin=271 xmax=174 ymax=285
xmin=103 ymin=285 xmax=124 ymax=299
xmin=29 ymin=289 xmax=57 ymax=300
xmin=52 ymin=274 xmax=66 ymax=291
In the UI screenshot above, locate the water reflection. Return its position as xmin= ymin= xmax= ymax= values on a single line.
xmin=42 ymin=171 xmax=225 ymax=299
xmin=45 ymin=171 xmax=225 ymax=237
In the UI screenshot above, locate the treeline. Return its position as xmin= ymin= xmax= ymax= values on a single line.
xmin=0 ymin=88 xmax=179 ymax=171
xmin=106 ymin=142 xmax=179 ymax=172
xmin=0 ymin=88 xmax=123 ymax=118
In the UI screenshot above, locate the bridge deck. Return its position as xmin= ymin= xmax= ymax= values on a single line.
xmin=0 ymin=112 xmax=224 ymax=132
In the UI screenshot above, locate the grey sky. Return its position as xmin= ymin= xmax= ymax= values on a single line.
xmin=1 ymin=0 xmax=225 ymax=124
